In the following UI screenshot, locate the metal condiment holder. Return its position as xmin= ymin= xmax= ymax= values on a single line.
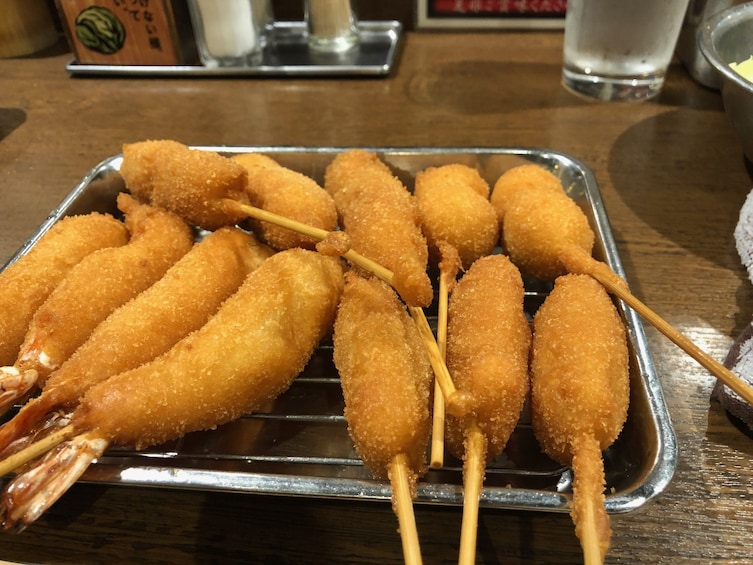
xmin=66 ymin=0 xmax=401 ymax=77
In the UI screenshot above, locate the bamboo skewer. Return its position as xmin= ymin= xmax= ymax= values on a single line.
xmin=389 ymin=453 xmax=424 ymax=565
xmin=230 ymin=199 xmax=469 ymax=416
xmin=430 ymin=244 xmax=461 ymax=468
xmin=581 ymin=496 xmax=604 ymax=565
xmin=429 ymin=272 xmax=450 ymax=468
xmin=0 ymin=424 xmax=74 ymax=477
xmin=560 ymin=245 xmax=753 ymax=407
xmin=458 ymin=421 xmax=487 ymax=565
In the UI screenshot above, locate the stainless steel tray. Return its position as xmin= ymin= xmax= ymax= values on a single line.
xmin=66 ymin=21 xmax=402 ymax=77
xmin=2 ymin=147 xmax=678 ymax=514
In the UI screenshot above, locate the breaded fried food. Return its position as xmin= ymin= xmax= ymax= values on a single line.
xmin=73 ymin=248 xmax=343 ymax=449
xmin=11 ymin=194 xmax=193 ymax=391
xmin=445 ymin=254 xmax=531 ymax=459
xmin=490 ymin=163 xmax=563 ymax=223
xmin=0 ymin=249 xmax=344 ymax=529
xmin=502 ymin=184 xmax=594 ymax=280
xmin=233 ymin=153 xmax=338 ymax=250
xmin=324 ymin=149 xmax=433 ymax=308
xmin=333 ymin=272 xmax=432 ymax=485
xmin=530 ymin=274 xmax=629 ymax=563
xmin=0 ymin=213 xmax=128 ymax=366
xmin=444 ymin=253 xmax=531 ymax=565
xmin=120 ymin=139 xmax=250 ymax=230
xmin=414 ymin=164 xmax=499 ymax=269
xmin=0 ymin=227 xmax=274 ymax=455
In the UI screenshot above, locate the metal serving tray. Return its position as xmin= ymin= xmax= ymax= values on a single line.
xmin=2 ymin=147 xmax=678 ymax=514
xmin=66 ymin=21 xmax=402 ymax=77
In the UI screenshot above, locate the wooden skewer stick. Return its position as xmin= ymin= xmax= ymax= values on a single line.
xmin=430 ymin=243 xmax=461 ymax=468
xmin=0 ymin=424 xmax=74 ymax=477
xmin=230 ymin=200 xmax=469 ymax=416
xmin=581 ymin=496 xmax=604 ymax=565
xmin=571 ymin=434 xmax=609 ymax=565
xmin=429 ymin=273 xmax=450 ymax=468
xmin=389 ymin=453 xmax=424 ymax=565
xmin=561 ymin=245 xmax=753 ymax=407
xmin=458 ymin=421 xmax=487 ymax=565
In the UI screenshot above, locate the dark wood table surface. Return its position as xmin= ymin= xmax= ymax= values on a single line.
xmin=1 ymin=28 xmax=752 ymax=564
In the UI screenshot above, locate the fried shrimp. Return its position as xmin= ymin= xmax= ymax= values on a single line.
xmin=489 ymin=163 xmax=563 ymax=224
xmin=444 ymin=254 xmax=531 ymax=565
xmin=333 ymin=272 xmax=432 ymax=564
xmin=0 ymin=227 xmax=273 ymax=455
xmin=0 ymin=194 xmax=193 ymax=410
xmin=530 ymin=274 xmax=629 ymax=564
xmin=232 ymin=153 xmax=338 ymax=250
xmin=324 ymin=149 xmax=433 ymax=308
xmin=0 ymin=213 xmax=128 ymax=366
xmin=414 ymin=164 xmax=499 ymax=269
xmin=0 ymin=248 xmax=344 ymax=529
xmin=120 ymin=139 xmax=250 ymax=231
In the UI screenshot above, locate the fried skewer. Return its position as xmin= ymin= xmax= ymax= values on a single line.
xmin=530 ymin=274 xmax=630 ymax=564
xmin=0 ymin=227 xmax=273 ymax=456
xmin=414 ymin=163 xmax=499 ymax=270
xmin=0 ymin=248 xmax=344 ymax=530
xmin=333 ymin=273 xmax=433 ymax=565
xmin=118 ymin=141 xmax=467 ymax=413
xmin=120 ymin=139 xmax=250 ymax=231
xmin=324 ymin=149 xmax=433 ymax=308
xmin=0 ymin=194 xmax=193 ymax=411
xmin=445 ymin=254 xmax=531 ymax=565
xmin=489 ymin=163 xmax=564 ymax=224
xmin=0 ymin=212 xmax=128 ymax=366
xmin=413 ymin=163 xmax=498 ymax=467
xmin=494 ymin=164 xmax=753 ymax=406
xmin=232 ymin=152 xmax=338 ymax=250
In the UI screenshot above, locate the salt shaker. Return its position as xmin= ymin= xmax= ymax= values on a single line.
xmin=305 ymin=0 xmax=359 ymax=53
xmin=187 ymin=0 xmax=266 ymax=67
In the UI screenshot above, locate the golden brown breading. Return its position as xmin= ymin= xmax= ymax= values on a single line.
xmin=333 ymin=272 xmax=432 ymax=485
xmin=324 ymin=149 xmax=433 ymax=308
xmin=414 ymin=164 xmax=499 ymax=269
xmin=490 ymin=163 xmax=563 ymax=223
xmin=14 ymin=194 xmax=193 ymax=383
xmin=445 ymin=254 xmax=530 ymax=459
xmin=530 ymin=273 xmax=629 ymax=561
xmin=531 ymin=274 xmax=629 ymax=463
xmin=0 ymin=213 xmax=128 ymax=365
xmin=120 ymin=139 xmax=250 ymax=230
xmin=501 ymin=184 xmax=594 ymax=280
xmin=72 ymin=248 xmax=343 ymax=449
xmin=0 ymin=228 xmax=274 ymax=454
xmin=233 ymin=153 xmax=338 ymax=250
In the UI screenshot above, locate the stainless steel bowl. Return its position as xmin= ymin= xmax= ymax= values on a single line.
xmin=699 ymin=2 xmax=753 ymax=162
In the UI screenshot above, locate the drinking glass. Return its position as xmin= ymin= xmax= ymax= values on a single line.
xmin=562 ymin=0 xmax=691 ymax=102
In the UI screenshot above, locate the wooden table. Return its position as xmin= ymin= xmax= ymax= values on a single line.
xmin=1 ymin=29 xmax=752 ymax=564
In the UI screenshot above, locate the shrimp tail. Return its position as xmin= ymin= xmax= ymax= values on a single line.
xmin=1 ymin=432 xmax=107 ymax=531
xmin=0 ymin=367 xmax=38 ymax=414
xmin=0 ymin=407 xmax=71 ymax=460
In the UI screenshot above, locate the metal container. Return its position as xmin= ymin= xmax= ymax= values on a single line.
xmin=677 ymin=0 xmax=740 ymax=89
xmin=1 ymin=147 xmax=678 ymax=515
xmin=699 ymin=2 xmax=753 ymax=163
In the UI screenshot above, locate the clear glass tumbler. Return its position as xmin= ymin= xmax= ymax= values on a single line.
xmin=305 ymin=0 xmax=359 ymax=53
xmin=187 ymin=0 xmax=264 ymax=67
xmin=562 ymin=0 xmax=691 ymax=102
